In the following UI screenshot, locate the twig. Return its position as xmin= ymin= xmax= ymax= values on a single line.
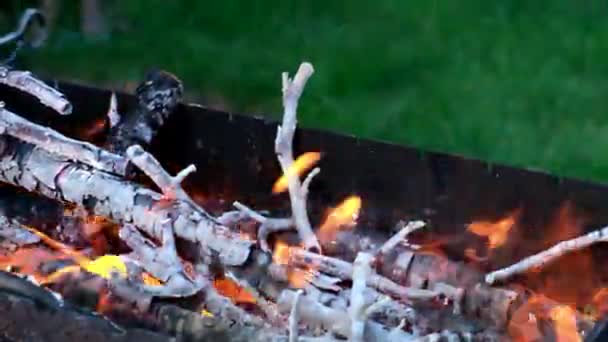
xmin=126 ymin=144 xmax=196 ymax=201
xmin=225 ymin=271 xmax=281 ymax=324
xmin=0 ymin=106 xmax=128 ymax=175
xmin=0 ymin=68 xmax=71 ymax=115
xmin=275 ymin=62 xmax=321 ymax=252
xmin=233 ymin=201 xmax=294 ymax=251
xmin=278 ymin=289 xmax=413 ymax=341
xmin=485 ymin=225 xmax=608 ymax=284
xmin=349 ymin=252 xmax=374 ymax=342
xmin=0 ymin=8 xmax=47 ymax=48
xmin=106 ymin=92 xmax=120 ymax=128
xmin=378 ymin=220 xmax=425 ymax=256
xmin=289 ymin=248 xmax=438 ymax=301
xmin=289 ymin=289 xmax=303 ymax=342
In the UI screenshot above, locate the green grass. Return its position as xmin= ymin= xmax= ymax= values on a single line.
xmin=5 ymin=1 xmax=608 ymax=181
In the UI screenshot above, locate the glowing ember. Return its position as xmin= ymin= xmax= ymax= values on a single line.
xmin=201 ymin=309 xmax=214 ymax=317
xmin=142 ymin=272 xmax=163 ymax=286
xmin=272 ymin=241 xmax=314 ymax=288
xmin=273 ymin=241 xmax=291 ymax=265
xmin=467 ymin=213 xmax=517 ymax=249
xmin=272 ymin=152 xmax=321 ymax=194
xmin=81 ymin=255 xmax=127 ymax=279
xmin=549 ymin=305 xmax=581 ymax=342
xmin=23 ymin=226 xmax=127 ymax=281
xmin=318 ymin=195 xmax=362 ymax=244
xmin=213 ymin=278 xmax=256 ymax=304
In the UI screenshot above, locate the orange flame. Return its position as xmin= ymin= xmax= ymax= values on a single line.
xmin=213 ymin=278 xmax=256 ymax=304
xmin=467 ymin=213 xmax=517 ymax=249
xmin=318 ymin=195 xmax=362 ymax=244
xmin=272 ymin=152 xmax=321 ymax=194
xmin=272 ymin=241 xmax=314 ymax=288
xmin=22 ymin=227 xmax=127 ymax=281
xmin=549 ymin=305 xmax=581 ymax=342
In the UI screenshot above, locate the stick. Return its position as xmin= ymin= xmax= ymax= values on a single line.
xmin=485 ymin=225 xmax=608 ymax=285
xmin=106 ymin=70 xmax=183 ymax=154
xmin=126 ymin=144 xmax=196 ymax=202
xmin=277 ymin=289 xmax=413 ymax=341
xmin=106 ymin=92 xmax=120 ymax=128
xmin=378 ymin=221 xmax=425 ymax=256
xmin=0 ymin=135 xmax=253 ymax=274
xmin=289 ymin=248 xmax=438 ymax=301
xmin=349 ymin=252 xmax=373 ymax=342
xmin=275 ymin=62 xmax=321 ymax=252
xmin=0 ymin=8 xmax=47 ymax=48
xmin=289 ymin=289 xmax=303 ymax=342
xmin=0 ymin=68 xmax=71 ymax=115
xmin=0 ymin=106 xmax=129 ymax=175
xmin=233 ymin=201 xmax=294 ymax=251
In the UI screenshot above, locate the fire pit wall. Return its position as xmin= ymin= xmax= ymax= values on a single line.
xmin=1 ymin=80 xmax=608 ymax=308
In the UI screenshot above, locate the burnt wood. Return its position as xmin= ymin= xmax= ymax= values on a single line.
xmin=2 ymin=80 xmax=608 ymax=339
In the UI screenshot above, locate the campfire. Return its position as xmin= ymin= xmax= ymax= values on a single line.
xmin=1 ymin=10 xmax=608 ymax=342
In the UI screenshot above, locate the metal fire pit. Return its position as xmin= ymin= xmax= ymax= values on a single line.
xmin=0 ymin=80 xmax=608 ymax=340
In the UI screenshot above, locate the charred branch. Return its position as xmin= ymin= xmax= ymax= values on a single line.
xmin=106 ymin=70 xmax=183 ymax=155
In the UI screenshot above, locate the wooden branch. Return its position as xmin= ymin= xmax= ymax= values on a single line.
xmin=378 ymin=220 xmax=425 ymax=255
xmin=126 ymin=144 xmax=196 ymax=202
xmin=0 ymin=135 xmax=253 ymax=270
xmin=278 ymin=289 xmax=413 ymax=341
xmin=289 ymin=248 xmax=438 ymax=301
xmin=0 ymin=67 xmax=71 ymax=115
xmin=106 ymin=92 xmax=120 ymax=128
xmin=289 ymin=289 xmax=303 ymax=342
xmin=0 ymin=106 xmax=129 ymax=175
xmin=486 ymin=225 xmax=608 ymax=285
xmin=275 ymin=62 xmax=321 ymax=252
xmin=0 ymin=289 xmax=172 ymax=342
xmin=106 ymin=70 xmax=183 ymax=154
xmin=0 ymin=8 xmax=47 ymax=48
xmin=234 ymin=201 xmax=293 ymax=251
xmin=349 ymin=252 xmax=374 ymax=342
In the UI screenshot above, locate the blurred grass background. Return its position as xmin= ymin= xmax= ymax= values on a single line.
xmin=2 ymin=1 xmax=608 ymax=181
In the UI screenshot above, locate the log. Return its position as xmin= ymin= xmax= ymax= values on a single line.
xmin=0 ymin=285 xmax=171 ymax=342
xmin=105 ymin=70 xmax=183 ymax=155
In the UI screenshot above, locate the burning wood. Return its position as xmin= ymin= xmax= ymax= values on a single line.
xmin=0 ymin=59 xmax=604 ymax=342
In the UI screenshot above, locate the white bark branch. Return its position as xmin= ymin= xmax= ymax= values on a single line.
xmin=289 ymin=248 xmax=438 ymax=301
xmin=275 ymin=62 xmax=321 ymax=252
xmin=126 ymin=144 xmax=196 ymax=201
xmin=233 ymin=201 xmax=294 ymax=251
xmin=349 ymin=252 xmax=373 ymax=342
xmin=288 ymin=289 xmax=303 ymax=342
xmin=486 ymin=225 xmax=608 ymax=284
xmin=378 ymin=221 xmax=426 ymax=256
xmin=0 ymin=106 xmax=129 ymax=175
xmin=106 ymin=92 xmax=120 ymax=128
xmin=0 ymin=67 xmax=71 ymax=115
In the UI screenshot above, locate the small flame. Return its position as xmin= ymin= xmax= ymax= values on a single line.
xmin=467 ymin=213 xmax=517 ymax=249
xmin=213 ymin=278 xmax=256 ymax=304
xmin=549 ymin=305 xmax=581 ymax=342
xmin=24 ymin=226 xmax=127 ymax=281
xmin=272 ymin=241 xmax=314 ymax=288
xmin=318 ymin=195 xmax=362 ymax=243
xmin=272 ymin=152 xmax=321 ymax=194
xmin=273 ymin=241 xmax=291 ymax=265
xmin=201 ymin=309 xmax=214 ymax=317
xmin=142 ymin=272 xmax=163 ymax=286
